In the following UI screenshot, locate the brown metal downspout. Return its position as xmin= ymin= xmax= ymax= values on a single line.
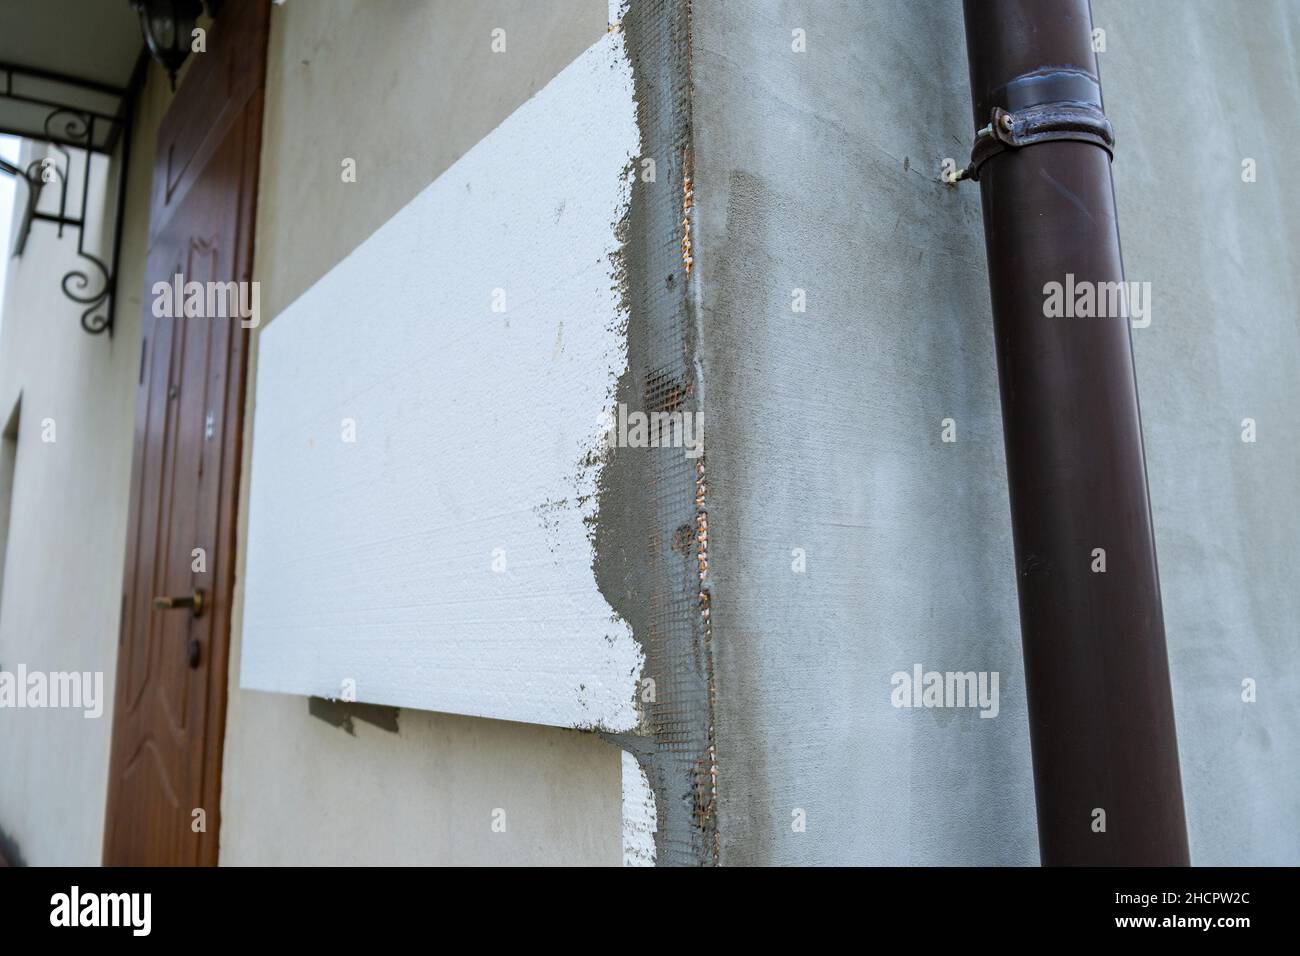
xmin=959 ymin=0 xmax=1190 ymax=865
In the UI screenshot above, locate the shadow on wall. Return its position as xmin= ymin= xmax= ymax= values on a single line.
xmin=307 ymin=696 xmax=400 ymax=736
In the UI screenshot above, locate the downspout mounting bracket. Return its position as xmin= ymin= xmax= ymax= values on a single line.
xmin=950 ymin=68 xmax=1115 ymax=184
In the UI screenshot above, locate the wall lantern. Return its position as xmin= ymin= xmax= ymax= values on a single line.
xmin=130 ymin=0 xmax=209 ymax=90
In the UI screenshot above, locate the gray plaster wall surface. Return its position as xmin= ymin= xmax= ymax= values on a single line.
xmin=1102 ymin=0 xmax=1300 ymax=863
xmin=694 ymin=0 xmax=1299 ymax=865
xmin=218 ymin=0 xmax=626 ymax=866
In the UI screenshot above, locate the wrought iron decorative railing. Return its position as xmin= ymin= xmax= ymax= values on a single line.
xmin=0 ymin=62 xmax=135 ymax=336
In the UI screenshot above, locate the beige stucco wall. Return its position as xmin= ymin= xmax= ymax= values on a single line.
xmin=0 ymin=61 xmax=175 ymax=865
xmin=0 ymin=1 xmax=623 ymax=866
xmin=217 ymin=0 xmax=626 ymax=865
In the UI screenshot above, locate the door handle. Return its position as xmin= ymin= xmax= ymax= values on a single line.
xmin=152 ymin=589 xmax=206 ymax=617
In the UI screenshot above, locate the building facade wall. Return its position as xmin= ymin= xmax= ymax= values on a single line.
xmin=2 ymin=0 xmax=1295 ymax=867
xmin=0 ymin=0 xmax=628 ymax=867
xmin=697 ymin=0 xmax=1300 ymax=865
xmin=217 ymin=0 xmax=626 ymax=866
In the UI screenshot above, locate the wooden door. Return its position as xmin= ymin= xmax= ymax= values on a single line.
xmin=103 ymin=0 xmax=268 ymax=866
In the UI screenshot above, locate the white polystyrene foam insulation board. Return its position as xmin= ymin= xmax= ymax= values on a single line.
xmin=239 ymin=30 xmax=643 ymax=731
